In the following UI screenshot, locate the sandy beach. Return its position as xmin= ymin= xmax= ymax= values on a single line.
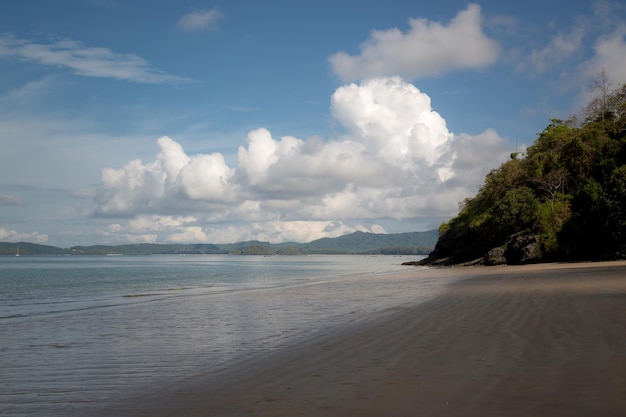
xmin=101 ymin=261 xmax=626 ymax=417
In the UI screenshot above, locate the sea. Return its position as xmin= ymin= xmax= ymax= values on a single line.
xmin=0 ymin=254 xmax=447 ymax=416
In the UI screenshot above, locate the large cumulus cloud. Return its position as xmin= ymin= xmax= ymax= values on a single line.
xmin=329 ymin=4 xmax=498 ymax=82
xmin=94 ymin=77 xmax=511 ymax=243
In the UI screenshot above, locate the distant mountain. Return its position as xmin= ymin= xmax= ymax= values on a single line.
xmin=0 ymin=230 xmax=438 ymax=256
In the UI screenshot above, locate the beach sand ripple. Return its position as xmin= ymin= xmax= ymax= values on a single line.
xmin=99 ymin=261 xmax=626 ymax=417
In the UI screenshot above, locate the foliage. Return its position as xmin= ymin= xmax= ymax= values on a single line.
xmin=240 ymin=245 xmax=275 ymax=255
xmin=428 ymin=77 xmax=626 ymax=264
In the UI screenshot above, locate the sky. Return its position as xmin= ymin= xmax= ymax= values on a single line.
xmin=1 ymin=0 xmax=626 ymax=247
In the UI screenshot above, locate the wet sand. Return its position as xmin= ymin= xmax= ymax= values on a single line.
xmin=102 ymin=261 xmax=626 ymax=416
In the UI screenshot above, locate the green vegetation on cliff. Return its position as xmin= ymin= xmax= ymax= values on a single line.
xmin=424 ymin=75 xmax=626 ymax=265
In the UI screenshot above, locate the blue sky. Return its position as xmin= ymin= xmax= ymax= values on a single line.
xmin=1 ymin=0 xmax=626 ymax=246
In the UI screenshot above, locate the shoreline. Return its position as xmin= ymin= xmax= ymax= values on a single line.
xmin=98 ymin=261 xmax=626 ymax=416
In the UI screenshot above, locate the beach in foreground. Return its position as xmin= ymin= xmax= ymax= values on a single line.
xmin=101 ymin=261 xmax=626 ymax=417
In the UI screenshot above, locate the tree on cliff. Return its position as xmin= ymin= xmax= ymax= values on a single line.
xmin=423 ymin=76 xmax=626 ymax=265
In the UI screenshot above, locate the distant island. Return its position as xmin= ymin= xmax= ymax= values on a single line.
xmin=0 ymin=230 xmax=438 ymax=256
xmin=418 ymin=75 xmax=626 ymax=266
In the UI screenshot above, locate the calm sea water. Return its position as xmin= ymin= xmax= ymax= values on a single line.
xmin=0 ymin=254 xmax=443 ymax=416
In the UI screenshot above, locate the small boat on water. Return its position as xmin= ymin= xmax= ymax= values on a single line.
xmin=15 ymin=247 xmax=20 ymax=257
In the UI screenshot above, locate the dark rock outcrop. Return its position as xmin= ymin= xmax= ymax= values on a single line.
xmin=412 ymin=233 xmax=544 ymax=267
xmin=484 ymin=246 xmax=507 ymax=266
xmin=506 ymin=234 xmax=543 ymax=264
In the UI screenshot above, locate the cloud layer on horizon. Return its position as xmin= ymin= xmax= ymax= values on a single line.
xmin=94 ymin=77 xmax=512 ymax=244
xmin=0 ymin=227 xmax=47 ymax=243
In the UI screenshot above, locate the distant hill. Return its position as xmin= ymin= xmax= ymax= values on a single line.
xmin=0 ymin=242 xmax=68 ymax=256
xmin=0 ymin=230 xmax=438 ymax=256
xmin=301 ymin=230 xmax=438 ymax=254
xmin=69 ymin=243 xmax=220 ymax=256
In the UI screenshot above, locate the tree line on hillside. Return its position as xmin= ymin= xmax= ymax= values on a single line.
xmin=422 ymin=73 xmax=626 ymax=266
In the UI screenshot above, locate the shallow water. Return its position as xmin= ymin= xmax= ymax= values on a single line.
xmin=0 ymin=254 xmax=444 ymax=416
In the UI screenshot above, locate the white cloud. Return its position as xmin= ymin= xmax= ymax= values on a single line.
xmin=529 ymin=28 xmax=586 ymax=73
xmin=582 ymin=27 xmax=626 ymax=86
xmin=447 ymin=129 xmax=515 ymax=189
xmin=330 ymin=77 xmax=452 ymax=170
xmin=237 ymin=128 xmax=300 ymax=188
xmin=0 ymin=34 xmax=190 ymax=84
xmin=177 ymin=8 xmax=223 ymax=32
xmin=94 ymin=76 xmax=511 ymax=243
xmin=97 ymin=159 xmax=166 ymax=215
xmin=0 ymin=227 xmax=48 ymax=243
xmin=517 ymin=1 xmax=626 ymax=95
xmin=177 ymin=153 xmax=236 ymax=201
xmin=329 ymin=4 xmax=498 ymax=81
